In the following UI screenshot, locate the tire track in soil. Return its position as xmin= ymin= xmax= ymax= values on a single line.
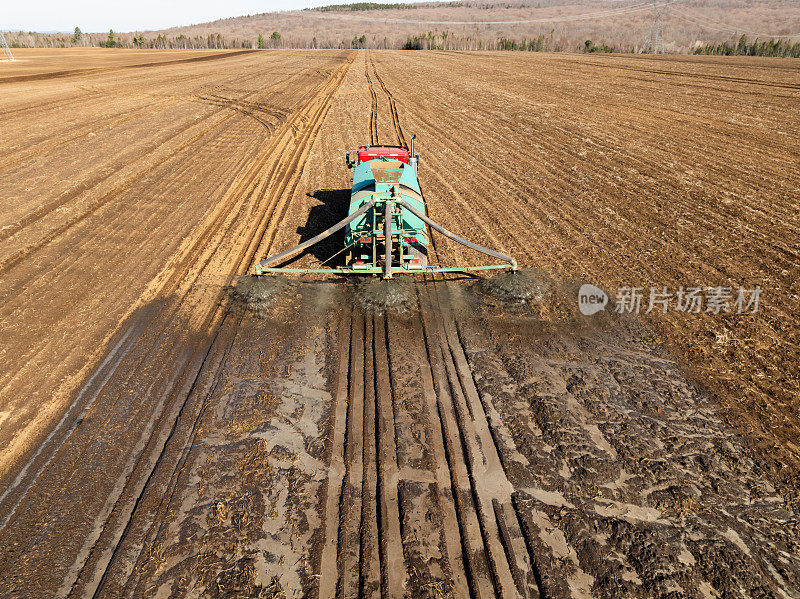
xmin=318 ymin=289 xmax=541 ymax=598
xmin=89 ymin=311 xmax=245 ymax=599
xmin=0 ymin=49 xmax=259 ymax=85
xmin=365 ymin=56 xmax=379 ymax=146
xmin=421 ymin=281 xmax=539 ymax=599
xmin=0 ymin=51 xmax=355 ymax=598
xmin=370 ymin=53 xmax=407 ymax=149
xmin=113 ymin=312 xmax=244 ymax=599
xmin=0 ymin=306 xmax=150 ymax=530
xmin=317 ymin=53 xmax=538 ymax=598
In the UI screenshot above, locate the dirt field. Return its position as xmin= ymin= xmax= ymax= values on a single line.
xmin=0 ymin=48 xmax=254 ymax=82
xmin=0 ymin=48 xmax=798 ymax=597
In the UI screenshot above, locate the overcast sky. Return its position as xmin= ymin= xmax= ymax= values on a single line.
xmin=4 ymin=0 xmax=413 ymax=33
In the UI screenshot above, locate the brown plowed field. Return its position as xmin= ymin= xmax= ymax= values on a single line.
xmin=0 ymin=49 xmax=798 ymax=598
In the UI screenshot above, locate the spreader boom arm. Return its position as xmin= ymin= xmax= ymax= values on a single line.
xmin=396 ymin=200 xmax=517 ymax=270
xmin=255 ymin=200 xmax=376 ymax=274
xmin=254 ymin=197 xmax=517 ymax=277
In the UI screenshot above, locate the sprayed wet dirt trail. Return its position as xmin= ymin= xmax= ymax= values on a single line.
xmin=85 ymin=275 xmax=798 ymax=598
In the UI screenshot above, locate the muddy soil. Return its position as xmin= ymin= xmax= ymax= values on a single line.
xmin=55 ymin=276 xmax=800 ymax=598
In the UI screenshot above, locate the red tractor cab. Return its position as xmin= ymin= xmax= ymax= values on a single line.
xmin=345 ymin=136 xmax=420 ymax=173
xmin=346 ymin=145 xmax=410 ymax=168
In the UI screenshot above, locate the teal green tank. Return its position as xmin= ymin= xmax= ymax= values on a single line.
xmin=345 ymin=158 xmax=428 ymax=267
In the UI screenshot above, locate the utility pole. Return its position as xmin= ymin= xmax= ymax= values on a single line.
xmin=0 ymin=31 xmax=13 ymax=61
xmin=644 ymin=0 xmax=669 ymax=54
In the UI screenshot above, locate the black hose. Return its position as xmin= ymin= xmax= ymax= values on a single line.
xmin=396 ymin=200 xmax=517 ymax=269
xmin=256 ymin=200 xmax=376 ymax=271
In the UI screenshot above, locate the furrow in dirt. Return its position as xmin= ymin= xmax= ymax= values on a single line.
xmin=370 ymin=54 xmax=407 ymax=149
xmin=0 ymin=49 xmax=258 ymax=85
xmin=373 ymin=313 xmax=407 ymax=596
xmin=338 ymin=308 xmax=366 ymax=597
xmin=318 ymin=305 xmax=353 ymax=599
xmin=365 ymin=58 xmax=379 ymax=146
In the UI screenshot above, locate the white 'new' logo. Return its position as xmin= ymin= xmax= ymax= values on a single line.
xmin=578 ymin=284 xmax=608 ymax=315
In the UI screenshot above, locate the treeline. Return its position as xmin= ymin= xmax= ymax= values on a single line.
xmin=692 ymin=35 xmax=800 ymax=58
xmin=404 ymin=30 xmax=624 ymax=52
xmin=7 ymin=29 xmax=269 ymax=50
xmin=8 ymin=28 xmax=622 ymax=52
xmin=136 ymin=33 xmax=256 ymax=49
xmin=312 ymin=2 xmax=415 ymax=11
xmin=26 ymin=28 xmax=799 ymax=55
xmin=309 ymin=0 xmax=533 ymax=9
xmin=404 ymin=30 xmax=548 ymax=50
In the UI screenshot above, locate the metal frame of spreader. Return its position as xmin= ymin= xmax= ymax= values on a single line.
xmin=254 ymin=191 xmax=517 ymax=278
